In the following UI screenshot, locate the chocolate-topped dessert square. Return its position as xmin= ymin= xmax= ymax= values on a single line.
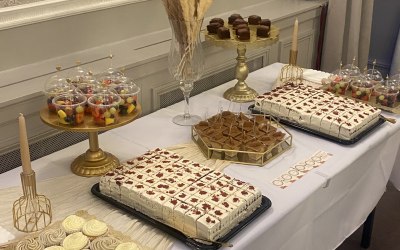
xmin=228 ymin=14 xmax=242 ymax=24
xmin=207 ymin=23 xmax=222 ymax=34
xmin=217 ymin=27 xmax=230 ymax=39
xmin=248 ymin=15 xmax=261 ymax=25
xmin=233 ymin=18 xmax=248 ymax=27
xmin=260 ymin=19 xmax=271 ymax=28
xmin=237 ymin=28 xmax=250 ymax=40
xmin=210 ymin=17 xmax=224 ymax=26
xmin=257 ymin=26 xmax=270 ymax=38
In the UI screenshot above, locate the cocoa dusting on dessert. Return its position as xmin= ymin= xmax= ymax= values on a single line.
xmin=168 ymin=190 xmax=176 ymax=195
xmin=197 ymin=183 xmax=205 ymax=187
xmin=147 ymin=191 xmax=155 ymax=195
xmin=199 ymin=191 xmax=207 ymax=195
xmin=241 ymin=191 xmax=249 ymax=195
xmin=156 ymin=173 xmax=163 ymax=178
xmin=354 ymin=119 xmax=359 ymax=123
xmin=146 ymin=179 xmax=155 ymax=184
xmin=106 ymin=172 xmax=115 ymax=176
xmin=188 ymin=178 xmax=195 ymax=182
xmin=215 ymin=210 xmax=223 ymax=216
xmin=220 ymin=191 xmax=228 ymax=197
xmin=179 ymin=193 xmax=187 ymax=198
xmin=160 ymin=196 xmax=165 ymax=201
xmin=346 ymin=122 xmax=351 ymax=126
xmin=194 ymin=210 xmax=202 ymax=215
xmin=327 ymin=116 xmax=332 ymax=120
xmin=136 ymin=184 xmax=144 ymax=189
xmin=206 ymin=216 xmax=215 ymax=223
xmin=127 ymin=160 xmax=134 ymax=165
xmin=191 ymin=198 xmax=198 ymax=202
xmin=116 ymin=181 xmax=122 ymax=186
xmin=222 ymin=202 xmax=229 ymax=208
xmin=126 ymin=180 xmax=133 ymax=184
xmin=115 ymin=177 xmax=124 ymax=181
xmin=233 ymin=198 xmax=239 ymax=202
xmin=178 ymin=183 xmax=185 ymax=187
xmin=171 ymin=199 xmax=178 ymax=205
xmin=249 ymin=185 xmax=255 ymax=190
xmin=202 ymin=204 xmax=212 ymax=210
xmin=181 ymin=204 xmax=189 ymax=209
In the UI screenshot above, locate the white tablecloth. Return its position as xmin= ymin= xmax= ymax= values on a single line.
xmin=1 ymin=63 xmax=400 ymax=249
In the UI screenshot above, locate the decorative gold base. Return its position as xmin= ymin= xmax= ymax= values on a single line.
xmin=13 ymin=172 xmax=52 ymax=233
xmin=71 ymin=149 xmax=120 ymax=177
xmin=223 ymin=85 xmax=258 ymax=103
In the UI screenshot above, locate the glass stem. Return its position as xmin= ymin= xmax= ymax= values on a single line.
xmin=183 ymin=90 xmax=191 ymax=119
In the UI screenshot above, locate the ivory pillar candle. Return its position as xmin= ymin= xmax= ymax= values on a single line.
xmin=19 ymin=113 xmax=33 ymax=175
xmin=291 ymin=18 xmax=298 ymax=51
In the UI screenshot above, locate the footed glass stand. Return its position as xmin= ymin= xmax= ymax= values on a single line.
xmin=40 ymin=105 xmax=141 ymax=177
xmin=204 ymin=25 xmax=279 ymax=102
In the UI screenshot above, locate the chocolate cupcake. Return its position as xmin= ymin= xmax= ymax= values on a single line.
xmin=237 ymin=28 xmax=250 ymax=40
xmin=210 ymin=17 xmax=224 ymax=26
xmin=260 ymin=19 xmax=271 ymax=28
xmin=248 ymin=15 xmax=261 ymax=25
xmin=207 ymin=23 xmax=222 ymax=34
xmin=257 ymin=26 xmax=270 ymax=38
xmin=228 ymin=14 xmax=242 ymax=24
xmin=217 ymin=27 xmax=231 ymax=39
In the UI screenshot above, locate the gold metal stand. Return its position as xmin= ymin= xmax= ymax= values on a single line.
xmin=279 ymin=50 xmax=303 ymax=86
xmin=40 ymin=105 xmax=141 ymax=177
xmin=13 ymin=172 xmax=52 ymax=232
xmin=205 ymin=25 xmax=279 ymax=102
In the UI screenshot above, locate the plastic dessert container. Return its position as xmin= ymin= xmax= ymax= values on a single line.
xmin=44 ymin=73 xmax=77 ymax=112
xmin=326 ymin=71 xmax=351 ymax=95
xmin=69 ymin=63 xmax=88 ymax=87
xmin=88 ymin=93 xmax=121 ymax=126
xmin=364 ymin=69 xmax=383 ymax=97
xmin=111 ymin=82 xmax=140 ymax=115
xmin=375 ymin=80 xmax=399 ymax=108
xmin=76 ymin=73 xmax=100 ymax=114
xmin=350 ymin=77 xmax=374 ymax=101
xmin=52 ymin=94 xmax=87 ymax=126
xmin=98 ymin=67 xmax=124 ymax=86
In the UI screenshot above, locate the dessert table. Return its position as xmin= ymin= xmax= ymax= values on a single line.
xmin=1 ymin=63 xmax=400 ymax=250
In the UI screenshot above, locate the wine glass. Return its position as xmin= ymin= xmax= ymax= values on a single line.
xmin=168 ymin=18 xmax=204 ymax=126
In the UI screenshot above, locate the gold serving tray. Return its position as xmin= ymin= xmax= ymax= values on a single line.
xmin=40 ymin=105 xmax=141 ymax=177
xmin=192 ymin=114 xmax=292 ymax=167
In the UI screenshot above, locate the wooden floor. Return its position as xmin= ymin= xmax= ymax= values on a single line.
xmin=338 ymin=183 xmax=400 ymax=250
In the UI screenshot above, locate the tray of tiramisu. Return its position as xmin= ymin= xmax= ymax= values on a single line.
xmin=192 ymin=111 xmax=292 ymax=166
xmin=250 ymin=83 xmax=385 ymax=145
xmin=92 ymin=148 xmax=271 ymax=249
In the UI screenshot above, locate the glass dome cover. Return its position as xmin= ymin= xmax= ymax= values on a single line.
xmin=99 ymin=67 xmax=124 ymax=86
xmin=69 ymin=61 xmax=88 ymax=86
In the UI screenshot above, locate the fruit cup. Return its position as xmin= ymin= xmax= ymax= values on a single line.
xmin=52 ymin=94 xmax=87 ymax=126
xmin=364 ymin=69 xmax=383 ymax=97
xmin=76 ymin=75 xmax=101 ymax=114
xmin=375 ymin=88 xmax=398 ymax=108
xmin=88 ymin=93 xmax=121 ymax=126
xmin=325 ymin=73 xmax=351 ymax=95
xmin=350 ymin=78 xmax=374 ymax=101
xmin=111 ymin=84 xmax=140 ymax=115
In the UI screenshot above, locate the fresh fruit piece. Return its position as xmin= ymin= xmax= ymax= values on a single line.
xmin=65 ymin=107 xmax=73 ymax=116
xmin=379 ymin=95 xmax=385 ymax=101
xmin=340 ymin=81 xmax=346 ymax=88
xmin=75 ymin=105 xmax=84 ymax=113
xmin=105 ymin=117 xmax=115 ymax=125
xmin=119 ymin=99 xmax=125 ymax=105
xmin=127 ymin=104 xmax=135 ymax=114
xmin=76 ymin=112 xmax=84 ymax=124
xmin=58 ymin=117 xmax=69 ymax=124
xmin=356 ymin=90 xmax=362 ymax=96
xmin=57 ymin=110 xmax=67 ymax=119
xmin=104 ymin=111 xmax=111 ymax=118
xmin=109 ymin=107 xmax=117 ymax=114
xmin=126 ymin=97 xmax=134 ymax=103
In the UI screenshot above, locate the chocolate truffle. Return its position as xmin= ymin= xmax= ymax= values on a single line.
xmin=233 ymin=18 xmax=248 ymax=27
xmin=217 ymin=27 xmax=231 ymax=39
xmin=210 ymin=18 xmax=224 ymax=26
xmin=248 ymin=15 xmax=261 ymax=25
xmin=207 ymin=23 xmax=222 ymax=34
xmin=257 ymin=26 xmax=270 ymax=38
xmin=260 ymin=19 xmax=271 ymax=28
xmin=234 ymin=23 xmax=249 ymax=32
xmin=228 ymin=14 xmax=242 ymax=24
xmin=237 ymin=28 xmax=250 ymax=40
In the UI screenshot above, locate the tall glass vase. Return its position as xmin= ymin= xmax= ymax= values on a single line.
xmin=168 ymin=18 xmax=204 ymax=126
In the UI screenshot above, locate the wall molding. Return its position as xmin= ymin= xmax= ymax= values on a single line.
xmin=0 ymin=0 xmax=149 ymax=30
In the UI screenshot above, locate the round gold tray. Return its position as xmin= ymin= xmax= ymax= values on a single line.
xmin=204 ymin=25 xmax=279 ymax=103
xmin=40 ymin=105 xmax=142 ymax=177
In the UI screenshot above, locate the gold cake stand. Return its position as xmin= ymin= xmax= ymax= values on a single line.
xmin=204 ymin=25 xmax=279 ymax=102
xmin=40 ymin=105 xmax=141 ymax=177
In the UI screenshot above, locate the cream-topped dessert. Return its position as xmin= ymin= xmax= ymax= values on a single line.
xmin=99 ymin=149 xmax=263 ymax=241
xmin=62 ymin=232 xmax=89 ymax=250
xmin=81 ymin=219 xmax=108 ymax=238
xmin=254 ymin=84 xmax=381 ymax=139
xmin=61 ymin=215 xmax=86 ymax=234
xmin=38 ymin=228 xmax=66 ymax=247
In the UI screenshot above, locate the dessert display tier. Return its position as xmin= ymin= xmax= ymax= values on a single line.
xmin=94 ymin=148 xmax=272 ymax=249
xmin=192 ymin=111 xmax=292 ymax=166
xmin=40 ymin=105 xmax=141 ymax=177
xmin=204 ymin=24 xmax=279 ymax=103
xmin=253 ymin=84 xmax=385 ymax=143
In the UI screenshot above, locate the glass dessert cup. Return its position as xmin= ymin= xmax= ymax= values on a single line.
xmin=325 ymin=73 xmax=351 ymax=95
xmin=375 ymin=87 xmax=399 ymax=108
xmin=88 ymin=93 xmax=121 ymax=126
xmin=111 ymin=84 xmax=140 ymax=115
xmin=44 ymin=70 xmax=76 ymax=112
xmin=52 ymin=94 xmax=87 ymax=126
xmin=364 ymin=68 xmax=383 ymax=97
xmin=168 ymin=18 xmax=204 ymax=126
xmin=350 ymin=78 xmax=374 ymax=101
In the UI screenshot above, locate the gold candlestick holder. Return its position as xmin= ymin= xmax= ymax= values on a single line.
xmin=279 ymin=50 xmax=303 ymax=86
xmin=12 ymin=171 xmax=52 ymax=233
xmin=204 ymin=25 xmax=279 ymax=102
